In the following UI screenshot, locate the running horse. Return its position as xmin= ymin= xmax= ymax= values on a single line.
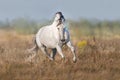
xmin=27 ymin=12 xmax=77 ymax=62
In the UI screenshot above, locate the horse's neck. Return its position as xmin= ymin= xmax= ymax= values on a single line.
xmin=52 ymin=20 xmax=59 ymax=27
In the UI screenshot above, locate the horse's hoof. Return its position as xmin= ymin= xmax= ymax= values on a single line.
xmin=73 ymin=60 xmax=77 ymax=63
xmin=49 ymin=57 xmax=54 ymax=61
xmin=73 ymin=58 xmax=77 ymax=63
xmin=61 ymin=57 xmax=65 ymax=63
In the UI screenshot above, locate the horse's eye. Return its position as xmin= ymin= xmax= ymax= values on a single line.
xmin=57 ymin=28 xmax=60 ymax=30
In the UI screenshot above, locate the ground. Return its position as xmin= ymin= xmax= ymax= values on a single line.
xmin=0 ymin=30 xmax=120 ymax=80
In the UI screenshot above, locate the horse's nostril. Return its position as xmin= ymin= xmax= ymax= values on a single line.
xmin=61 ymin=39 xmax=65 ymax=42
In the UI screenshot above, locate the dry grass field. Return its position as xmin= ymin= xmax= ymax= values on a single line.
xmin=0 ymin=30 xmax=120 ymax=80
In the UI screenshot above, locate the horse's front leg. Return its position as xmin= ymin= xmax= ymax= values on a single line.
xmin=56 ymin=45 xmax=65 ymax=60
xmin=67 ymin=41 xmax=77 ymax=62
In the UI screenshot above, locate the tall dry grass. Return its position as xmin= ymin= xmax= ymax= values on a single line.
xmin=0 ymin=30 xmax=120 ymax=80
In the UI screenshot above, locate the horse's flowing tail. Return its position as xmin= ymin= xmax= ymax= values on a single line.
xmin=28 ymin=36 xmax=39 ymax=52
xmin=25 ymin=36 xmax=39 ymax=62
xmin=33 ymin=36 xmax=38 ymax=48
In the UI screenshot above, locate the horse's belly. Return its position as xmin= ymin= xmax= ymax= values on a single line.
xmin=41 ymin=39 xmax=58 ymax=48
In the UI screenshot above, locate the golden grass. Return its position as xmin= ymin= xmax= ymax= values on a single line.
xmin=0 ymin=30 xmax=120 ymax=80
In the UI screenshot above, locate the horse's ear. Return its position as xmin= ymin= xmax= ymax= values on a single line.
xmin=56 ymin=12 xmax=62 ymax=15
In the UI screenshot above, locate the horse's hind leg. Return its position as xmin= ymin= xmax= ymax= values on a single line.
xmin=67 ymin=41 xmax=77 ymax=62
xmin=40 ymin=46 xmax=53 ymax=61
xmin=51 ymin=48 xmax=57 ymax=60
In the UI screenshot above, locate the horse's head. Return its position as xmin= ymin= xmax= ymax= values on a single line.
xmin=54 ymin=12 xmax=65 ymax=24
xmin=53 ymin=12 xmax=65 ymax=41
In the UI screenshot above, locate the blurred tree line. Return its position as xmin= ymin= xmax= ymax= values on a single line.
xmin=0 ymin=18 xmax=120 ymax=38
xmin=69 ymin=19 xmax=120 ymax=38
xmin=0 ymin=18 xmax=51 ymax=34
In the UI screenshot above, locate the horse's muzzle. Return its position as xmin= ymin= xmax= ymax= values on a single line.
xmin=61 ymin=39 xmax=65 ymax=42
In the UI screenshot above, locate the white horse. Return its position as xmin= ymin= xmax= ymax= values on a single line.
xmin=27 ymin=12 xmax=77 ymax=62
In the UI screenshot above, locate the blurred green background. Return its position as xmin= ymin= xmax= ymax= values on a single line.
xmin=0 ymin=18 xmax=120 ymax=39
